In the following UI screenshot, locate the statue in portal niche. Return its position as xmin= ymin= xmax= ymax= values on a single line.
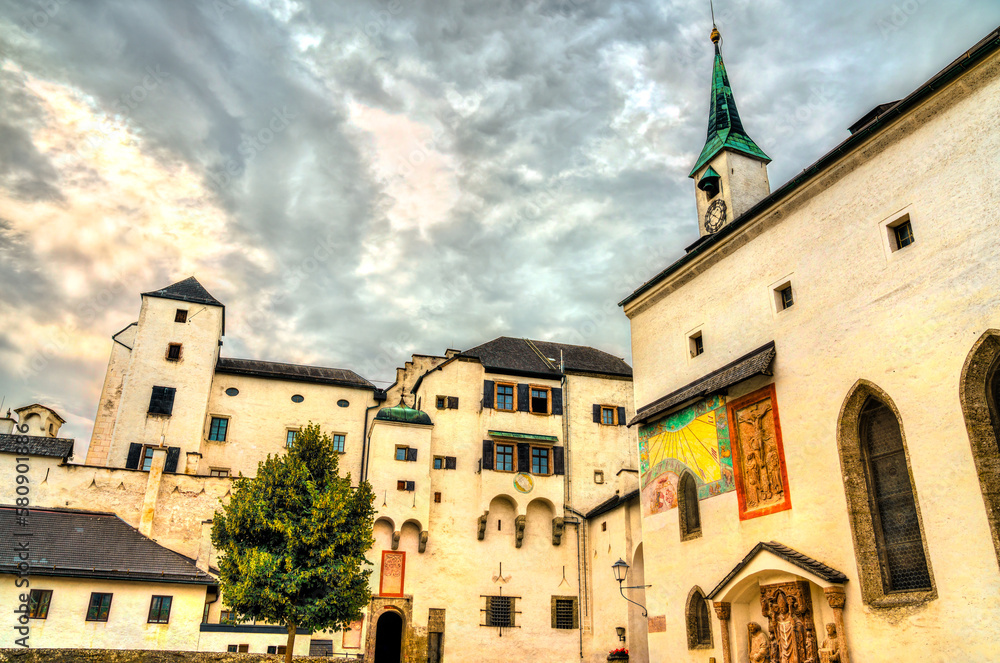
xmin=761 ymin=590 xmax=816 ymax=663
xmin=747 ymin=621 xmax=771 ymax=663
xmin=818 ymin=623 xmax=840 ymax=663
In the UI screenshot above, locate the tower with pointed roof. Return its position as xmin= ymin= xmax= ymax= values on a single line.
xmin=691 ymin=25 xmax=771 ymax=237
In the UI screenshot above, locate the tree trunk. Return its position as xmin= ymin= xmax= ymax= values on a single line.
xmin=285 ymin=621 xmax=296 ymax=663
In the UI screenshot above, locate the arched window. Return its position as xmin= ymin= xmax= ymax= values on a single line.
xmin=858 ymin=398 xmax=931 ymax=592
xmin=678 ymin=472 xmax=702 ymax=541
xmin=837 ymin=381 xmax=935 ymax=607
xmin=959 ymin=330 xmax=1000 ymax=568
xmin=684 ymin=587 xmax=712 ymax=649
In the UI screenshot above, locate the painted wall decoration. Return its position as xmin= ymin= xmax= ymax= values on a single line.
xmin=379 ymin=550 xmax=406 ymax=597
xmin=727 ymin=384 xmax=791 ymax=520
xmin=342 ymin=618 xmax=364 ymax=649
xmin=638 ymin=395 xmax=734 ymax=516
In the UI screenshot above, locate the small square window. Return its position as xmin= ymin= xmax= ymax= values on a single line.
xmin=227 ymin=645 xmax=238 ymax=653
xmin=496 ymin=444 xmax=514 ymax=472
xmin=210 ymin=468 xmax=230 ymax=477
xmin=689 ymin=332 xmax=704 ymax=358
xmin=779 ymin=284 xmax=794 ymax=310
xmin=434 ymin=456 xmax=444 ymax=470
xmin=434 ymin=492 xmax=442 ymax=503
xmin=174 ymin=309 xmax=187 ymax=323
xmin=594 ymin=470 xmax=605 ymax=484
xmin=892 ymin=219 xmax=915 ymax=250
xmin=532 ymin=447 xmax=550 ymax=475
xmin=436 ymin=396 xmax=446 ymax=409
xmin=530 ymin=387 xmax=550 ymax=414
xmin=208 ymin=417 xmax=229 ymax=442
xmin=496 ymin=384 xmax=515 ymax=411
xmin=86 ymin=593 xmax=113 ymax=622
xmin=332 ymin=434 xmax=346 ymax=453
xmin=486 ymin=596 xmax=515 ymax=628
xmin=166 ymin=343 xmax=182 ymax=361
xmin=397 ymin=480 xmax=406 ymax=491
xmin=601 ymin=406 xmax=616 ymax=425
xmin=220 ymin=610 xmax=235 ymax=623
xmin=396 ymin=446 xmax=417 ymax=462
xmin=148 ymin=596 xmax=172 ymax=624
xmin=552 ymin=597 xmax=578 ymax=629
xmin=601 ymin=522 xmax=607 ymax=532
xmin=286 ymin=430 xmax=298 ymax=447
xmin=28 ymin=589 xmax=52 ymax=619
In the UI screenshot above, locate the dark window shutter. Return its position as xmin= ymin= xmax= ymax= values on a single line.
xmin=483 ymin=381 xmax=494 ymax=409
xmin=164 ymin=446 xmax=181 ymax=473
xmin=617 ymin=406 xmax=627 ymax=426
xmin=517 ymin=444 xmax=530 ymax=472
xmin=406 ymin=481 xmax=415 ymax=492
xmin=517 ymin=384 xmax=529 ymax=412
xmin=407 ymin=447 xmax=418 ymax=462
xmin=593 ymin=404 xmax=602 ymax=423
xmin=551 ymin=388 xmax=563 ymax=415
xmin=445 ymin=456 xmax=457 ymax=470
xmin=553 ymin=446 xmax=565 ymax=475
xmin=125 ymin=443 xmax=142 ymax=469
xmin=149 ymin=386 xmax=176 ymax=416
xmin=448 ymin=396 xmax=459 ymax=410
xmin=482 ymin=440 xmax=494 ymax=471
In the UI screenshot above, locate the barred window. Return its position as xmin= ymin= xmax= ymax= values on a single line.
xmin=482 ymin=595 xmax=517 ymax=628
xmin=551 ymin=596 xmax=578 ymax=629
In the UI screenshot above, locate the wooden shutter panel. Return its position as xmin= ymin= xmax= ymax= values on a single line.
xmin=483 ymin=381 xmax=494 ymax=409
xmin=593 ymin=404 xmax=602 ymax=423
xmin=517 ymin=384 xmax=529 ymax=412
xmin=162 ymin=387 xmax=176 ymax=415
xmin=164 ymin=446 xmax=181 ymax=473
xmin=482 ymin=440 xmax=494 ymax=470
xmin=551 ymin=388 xmax=563 ymax=415
xmin=406 ymin=447 xmax=418 ymax=462
xmin=517 ymin=444 xmax=530 ymax=472
xmin=448 ymin=396 xmax=459 ymax=409
xmin=617 ymin=406 xmax=627 ymax=426
xmin=445 ymin=456 xmax=457 ymax=470
xmin=406 ymin=481 xmax=415 ymax=491
xmin=553 ymin=446 xmax=565 ymax=475
xmin=125 ymin=443 xmax=142 ymax=469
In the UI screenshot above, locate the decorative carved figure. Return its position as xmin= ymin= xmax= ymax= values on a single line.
xmin=418 ymin=530 xmax=428 ymax=553
xmin=748 ymin=621 xmax=771 ymax=663
xmin=819 ymin=623 xmax=840 ymax=663
xmin=552 ymin=516 xmax=565 ymax=545
xmin=514 ymin=515 xmax=526 ymax=548
xmin=391 ymin=530 xmax=400 ymax=551
xmin=477 ymin=513 xmax=487 ymax=540
xmin=729 ymin=387 xmax=790 ymax=519
xmin=759 ymin=582 xmax=819 ymax=663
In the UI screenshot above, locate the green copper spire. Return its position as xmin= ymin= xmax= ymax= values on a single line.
xmin=689 ymin=29 xmax=770 ymax=177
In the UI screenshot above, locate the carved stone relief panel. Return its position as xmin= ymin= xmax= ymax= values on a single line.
xmin=759 ymin=581 xmax=819 ymax=663
xmin=727 ymin=385 xmax=792 ymax=520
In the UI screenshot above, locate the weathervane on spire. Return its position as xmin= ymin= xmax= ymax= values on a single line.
xmin=710 ymin=0 xmax=721 ymax=45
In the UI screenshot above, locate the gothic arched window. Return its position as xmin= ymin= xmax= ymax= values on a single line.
xmin=678 ymin=472 xmax=702 ymax=541
xmin=837 ymin=381 xmax=935 ymax=607
xmin=684 ymin=587 xmax=712 ymax=649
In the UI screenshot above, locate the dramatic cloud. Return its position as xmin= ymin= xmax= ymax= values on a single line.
xmin=1 ymin=0 xmax=997 ymax=443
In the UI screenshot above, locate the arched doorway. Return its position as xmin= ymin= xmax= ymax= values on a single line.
xmin=373 ymin=610 xmax=403 ymax=663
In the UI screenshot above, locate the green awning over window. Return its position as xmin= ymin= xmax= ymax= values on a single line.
xmin=488 ymin=430 xmax=558 ymax=444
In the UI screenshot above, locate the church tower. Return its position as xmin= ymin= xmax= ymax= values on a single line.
xmin=691 ymin=25 xmax=771 ymax=236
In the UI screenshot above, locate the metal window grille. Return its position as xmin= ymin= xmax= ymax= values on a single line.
xmin=332 ymin=434 xmax=345 ymax=453
xmin=496 ymin=385 xmax=514 ymax=410
xmin=488 ymin=596 xmax=512 ymax=627
xmin=532 ymin=448 xmax=550 ymax=475
xmin=860 ymin=399 xmax=931 ymax=592
xmin=209 ymin=417 xmax=228 ymax=441
xmin=554 ymin=599 xmax=575 ymax=629
xmin=496 ymin=445 xmax=514 ymax=472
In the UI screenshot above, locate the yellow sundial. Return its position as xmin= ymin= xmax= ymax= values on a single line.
xmin=644 ymin=409 xmax=721 ymax=483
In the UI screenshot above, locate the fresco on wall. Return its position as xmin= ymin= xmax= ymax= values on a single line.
xmin=638 ymin=395 xmax=734 ymax=516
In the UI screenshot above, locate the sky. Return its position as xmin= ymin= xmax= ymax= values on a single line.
xmin=1 ymin=0 xmax=998 ymax=442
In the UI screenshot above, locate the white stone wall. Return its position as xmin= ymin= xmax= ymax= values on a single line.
xmin=624 ymin=49 xmax=1000 ymax=662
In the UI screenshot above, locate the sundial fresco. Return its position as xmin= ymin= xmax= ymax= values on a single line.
xmin=638 ymin=395 xmax=735 ymax=516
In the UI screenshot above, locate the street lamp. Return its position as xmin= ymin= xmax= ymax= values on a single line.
xmin=616 ymin=626 xmax=626 ymax=642
xmin=612 ymin=558 xmax=651 ymax=617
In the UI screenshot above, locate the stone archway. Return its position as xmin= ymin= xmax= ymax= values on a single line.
xmin=374 ymin=610 xmax=403 ymax=663
xmin=365 ymin=597 xmax=413 ymax=663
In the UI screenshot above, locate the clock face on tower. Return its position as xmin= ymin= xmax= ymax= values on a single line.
xmin=704 ymin=199 xmax=727 ymax=233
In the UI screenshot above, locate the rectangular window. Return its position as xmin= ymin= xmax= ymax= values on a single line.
xmin=496 ymin=384 xmax=515 ymax=411
xmin=601 ymin=406 xmax=616 ymax=425
xmin=436 ymin=396 xmax=446 ymax=409
xmin=148 ymin=386 xmax=176 ymax=416
xmin=220 ymin=610 xmax=235 ymax=623
xmin=166 ymin=343 xmax=182 ymax=361
xmin=434 ymin=491 xmax=442 ymax=503
xmin=141 ymin=446 xmax=156 ymax=471
xmin=228 ymin=644 xmax=249 ymax=653
xmin=210 ymin=468 xmax=230 ymax=478
xmin=888 ymin=215 xmax=915 ymax=251
xmin=532 ymin=447 xmax=550 ymax=475
xmin=552 ymin=597 xmax=577 ymax=629
xmin=286 ymin=430 xmax=298 ymax=447
xmin=396 ymin=446 xmax=407 ymax=461
xmin=266 ymin=646 xmax=288 ymax=655
xmin=396 ymin=480 xmax=414 ymax=491
xmin=208 ymin=417 xmax=229 ymax=441
xmin=496 ymin=444 xmax=514 ymax=472
xmin=484 ymin=596 xmax=517 ymax=628
xmin=332 ymin=434 xmax=346 ymax=453
xmin=147 ymin=596 xmax=172 ymax=624
xmin=86 ymin=593 xmax=113 ymax=622
xmin=779 ymin=284 xmax=794 ymax=310
xmin=28 ymin=590 xmax=51 ymax=619
xmin=690 ymin=332 xmax=704 ymax=357
xmin=434 ymin=456 xmax=444 ymax=470
xmin=174 ymin=309 xmax=187 ymax=323
xmin=530 ymin=387 xmax=550 ymax=414
xmin=396 ymin=446 xmax=417 ymax=461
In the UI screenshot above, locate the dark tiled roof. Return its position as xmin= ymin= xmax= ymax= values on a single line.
xmin=707 ymin=541 xmax=848 ymax=599
xmin=460 ymin=337 xmax=632 ymax=379
xmin=630 ymin=341 xmax=775 ymax=426
xmin=621 ymin=26 xmax=1000 ymax=308
xmin=585 ymin=489 xmax=640 ymax=519
xmin=142 ymin=276 xmax=223 ymax=307
xmin=0 ymin=434 xmax=73 ymax=459
xmin=0 ymin=506 xmax=215 ymax=585
xmin=216 ymin=357 xmax=375 ymax=389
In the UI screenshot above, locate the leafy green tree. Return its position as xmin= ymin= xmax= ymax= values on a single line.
xmin=212 ymin=423 xmax=375 ymax=662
